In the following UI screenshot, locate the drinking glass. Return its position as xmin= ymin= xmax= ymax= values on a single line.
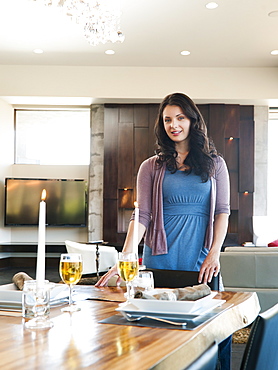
xmin=23 ymin=280 xmax=55 ymax=330
xmin=132 ymin=271 xmax=154 ymax=294
xmin=59 ymin=253 xmax=83 ymax=312
xmin=117 ymin=252 xmax=139 ymax=301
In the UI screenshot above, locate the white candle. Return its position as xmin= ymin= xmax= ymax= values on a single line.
xmin=133 ymin=201 xmax=139 ymax=253
xmin=36 ymin=189 xmax=46 ymax=289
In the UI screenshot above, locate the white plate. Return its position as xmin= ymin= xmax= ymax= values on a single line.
xmin=0 ymin=283 xmax=68 ymax=303
xmin=116 ymin=298 xmax=226 ymax=319
xmin=128 ymin=290 xmax=218 ymax=314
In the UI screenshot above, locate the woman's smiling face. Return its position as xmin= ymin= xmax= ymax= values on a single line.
xmin=163 ymin=105 xmax=191 ymax=145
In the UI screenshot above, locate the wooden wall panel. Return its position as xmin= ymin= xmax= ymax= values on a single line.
xmin=104 ymin=107 xmax=118 ymax=199
xmin=208 ymin=104 xmax=225 ymax=156
xmin=118 ymin=189 xmax=133 ymax=208
xmin=118 ymin=121 xmax=133 ymax=189
xmin=119 ymin=105 xmax=133 ymax=123
xmin=134 ymin=105 xmax=149 ymax=127
xmin=224 ymin=105 xmax=240 ymax=139
xmin=225 ymin=138 xmax=239 ymax=210
xmin=103 ymin=199 xmax=118 ymax=242
xmin=229 ymin=172 xmax=239 ymax=211
xmin=148 ymin=105 xmax=159 ymax=156
xmin=238 ymin=193 xmax=253 ymax=243
xmin=134 ymin=127 xmax=149 ymax=176
xmin=198 ymin=105 xmax=209 ymax=127
xmin=240 ymin=105 xmax=254 ymax=121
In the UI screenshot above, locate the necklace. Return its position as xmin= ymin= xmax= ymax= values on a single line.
xmin=176 ymin=151 xmax=190 ymax=171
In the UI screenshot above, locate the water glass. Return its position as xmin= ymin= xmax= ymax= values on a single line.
xmin=22 ymin=280 xmax=54 ymax=329
xmin=132 ymin=271 xmax=154 ymax=293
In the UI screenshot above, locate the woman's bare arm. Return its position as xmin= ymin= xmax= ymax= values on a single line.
xmin=95 ymin=221 xmax=146 ymax=287
xmin=198 ymin=213 xmax=229 ymax=284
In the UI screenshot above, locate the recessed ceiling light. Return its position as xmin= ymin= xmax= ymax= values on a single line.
xmin=268 ymin=10 xmax=278 ymax=17
xmin=206 ymin=2 xmax=219 ymax=9
xmin=105 ymin=50 xmax=115 ymax=55
xmin=271 ymin=50 xmax=278 ymax=55
xmin=180 ymin=50 xmax=191 ymax=56
xmin=33 ymin=49 xmax=44 ymax=54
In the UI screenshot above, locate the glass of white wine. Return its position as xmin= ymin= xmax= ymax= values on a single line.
xmin=59 ymin=253 xmax=83 ymax=312
xmin=117 ymin=252 xmax=139 ymax=301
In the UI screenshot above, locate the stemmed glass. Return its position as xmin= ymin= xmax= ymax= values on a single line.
xmin=117 ymin=252 xmax=139 ymax=301
xmin=59 ymin=253 xmax=83 ymax=312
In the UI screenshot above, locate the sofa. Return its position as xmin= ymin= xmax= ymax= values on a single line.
xmin=220 ymin=247 xmax=278 ymax=312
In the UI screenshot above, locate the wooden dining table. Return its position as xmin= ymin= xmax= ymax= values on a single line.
xmin=0 ymin=286 xmax=260 ymax=370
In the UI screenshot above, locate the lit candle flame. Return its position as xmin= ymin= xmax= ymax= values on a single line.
xmin=41 ymin=189 xmax=47 ymax=201
xmin=134 ymin=201 xmax=138 ymax=208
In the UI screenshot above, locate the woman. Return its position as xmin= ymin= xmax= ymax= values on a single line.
xmin=96 ymin=92 xmax=230 ymax=287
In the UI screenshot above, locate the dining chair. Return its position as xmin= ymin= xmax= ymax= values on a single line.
xmin=64 ymin=240 xmax=118 ymax=275
xmin=146 ymin=268 xmax=219 ymax=290
xmin=240 ymin=303 xmax=278 ymax=370
xmin=184 ymin=341 xmax=218 ymax=370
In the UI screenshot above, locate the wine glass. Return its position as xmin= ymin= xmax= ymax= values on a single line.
xmin=59 ymin=253 xmax=83 ymax=312
xmin=117 ymin=252 xmax=139 ymax=301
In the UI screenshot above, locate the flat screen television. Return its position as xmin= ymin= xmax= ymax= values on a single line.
xmin=4 ymin=178 xmax=87 ymax=227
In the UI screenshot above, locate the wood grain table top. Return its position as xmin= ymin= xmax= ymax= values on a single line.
xmin=0 ymin=286 xmax=260 ymax=370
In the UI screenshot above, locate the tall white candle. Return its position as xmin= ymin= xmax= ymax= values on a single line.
xmin=133 ymin=201 xmax=139 ymax=253
xmin=36 ymin=189 xmax=46 ymax=288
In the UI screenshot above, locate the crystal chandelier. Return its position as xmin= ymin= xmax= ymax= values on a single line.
xmin=33 ymin=0 xmax=125 ymax=46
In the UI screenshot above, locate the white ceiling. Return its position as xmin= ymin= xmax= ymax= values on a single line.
xmin=1 ymin=0 xmax=278 ymax=68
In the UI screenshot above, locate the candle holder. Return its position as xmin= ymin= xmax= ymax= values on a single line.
xmin=23 ymin=280 xmax=55 ymax=330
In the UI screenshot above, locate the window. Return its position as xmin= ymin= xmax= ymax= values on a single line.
xmin=15 ymin=109 xmax=90 ymax=165
xmin=268 ymin=109 xmax=278 ymax=217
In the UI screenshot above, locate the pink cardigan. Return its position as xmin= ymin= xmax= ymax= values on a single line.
xmin=131 ymin=155 xmax=230 ymax=255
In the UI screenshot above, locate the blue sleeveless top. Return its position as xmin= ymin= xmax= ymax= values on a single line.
xmin=143 ymin=170 xmax=211 ymax=271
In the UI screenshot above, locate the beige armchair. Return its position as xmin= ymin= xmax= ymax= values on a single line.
xmin=220 ymin=247 xmax=278 ymax=312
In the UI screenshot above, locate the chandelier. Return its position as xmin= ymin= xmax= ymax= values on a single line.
xmin=33 ymin=0 xmax=125 ymax=46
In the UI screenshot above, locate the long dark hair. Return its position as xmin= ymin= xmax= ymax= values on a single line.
xmin=154 ymin=92 xmax=217 ymax=182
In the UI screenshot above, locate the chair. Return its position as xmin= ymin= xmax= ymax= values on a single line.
xmin=220 ymin=247 xmax=278 ymax=312
xmin=184 ymin=341 xmax=218 ymax=370
xmin=240 ymin=303 xmax=278 ymax=370
xmin=64 ymin=240 xmax=118 ymax=275
xmin=146 ymin=268 xmax=219 ymax=290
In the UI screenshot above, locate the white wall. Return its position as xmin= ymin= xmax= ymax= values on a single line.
xmin=0 ymin=66 xmax=278 ymax=105
xmin=0 ymin=98 xmax=89 ymax=244
xmin=254 ymin=106 xmax=269 ymax=217
xmin=0 ymin=99 xmax=14 ymax=242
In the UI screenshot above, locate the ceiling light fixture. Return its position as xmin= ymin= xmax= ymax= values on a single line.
xmin=180 ymin=50 xmax=190 ymax=56
xmin=105 ymin=49 xmax=115 ymax=55
xmin=206 ymin=2 xmax=219 ymax=9
xmin=32 ymin=0 xmax=125 ymax=46
xmin=271 ymin=50 xmax=278 ymax=55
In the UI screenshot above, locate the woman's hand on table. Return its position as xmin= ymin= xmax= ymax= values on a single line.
xmin=95 ymin=265 xmax=121 ymax=287
xmin=198 ymin=249 xmax=220 ymax=285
